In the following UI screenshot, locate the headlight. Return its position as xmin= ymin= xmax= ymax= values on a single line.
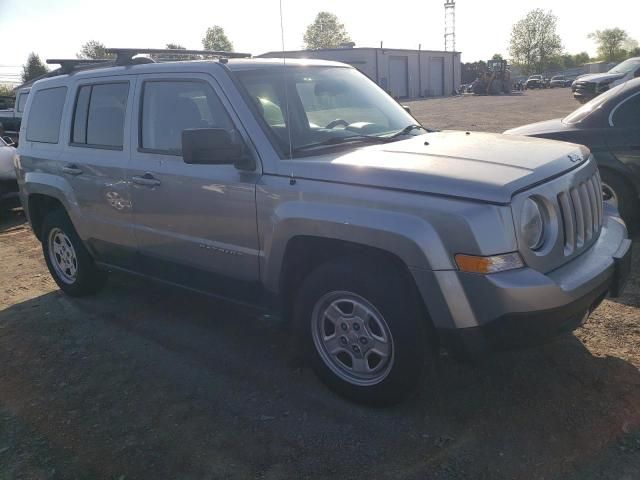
xmin=521 ymin=197 xmax=544 ymax=250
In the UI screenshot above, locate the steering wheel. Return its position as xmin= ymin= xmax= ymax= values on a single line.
xmin=325 ymin=119 xmax=350 ymax=129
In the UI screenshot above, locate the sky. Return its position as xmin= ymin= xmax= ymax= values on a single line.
xmin=1 ymin=0 xmax=639 ymax=84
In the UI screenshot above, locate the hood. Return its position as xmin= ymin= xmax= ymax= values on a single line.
xmin=574 ymin=72 xmax=626 ymax=84
xmin=288 ymin=131 xmax=590 ymax=204
xmin=504 ymin=118 xmax=569 ymax=136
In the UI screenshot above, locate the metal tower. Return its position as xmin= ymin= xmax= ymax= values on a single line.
xmin=444 ymin=0 xmax=456 ymax=52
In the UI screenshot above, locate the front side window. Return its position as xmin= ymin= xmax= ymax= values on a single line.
xmin=140 ymin=80 xmax=233 ymax=154
xmin=72 ymin=82 xmax=129 ymax=148
xmin=235 ymin=66 xmax=419 ymax=158
xmin=612 ymin=93 xmax=640 ymax=127
xmin=26 ymin=87 xmax=67 ymax=143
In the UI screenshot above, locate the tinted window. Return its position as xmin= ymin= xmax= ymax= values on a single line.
xmin=26 ymin=87 xmax=67 ymax=143
xmin=141 ymin=81 xmax=233 ymax=154
xmin=17 ymin=92 xmax=29 ymax=112
xmin=612 ymin=93 xmax=640 ymax=127
xmin=72 ymin=82 xmax=129 ymax=148
xmin=72 ymin=86 xmax=91 ymax=144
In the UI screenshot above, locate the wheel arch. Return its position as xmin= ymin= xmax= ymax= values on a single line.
xmin=276 ymin=235 xmax=431 ymax=327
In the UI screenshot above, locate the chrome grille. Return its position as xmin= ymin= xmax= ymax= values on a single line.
xmin=557 ymin=170 xmax=603 ymax=256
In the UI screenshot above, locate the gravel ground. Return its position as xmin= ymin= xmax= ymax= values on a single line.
xmin=1 ymin=88 xmax=639 ymax=480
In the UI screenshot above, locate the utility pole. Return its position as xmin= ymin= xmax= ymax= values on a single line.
xmin=444 ymin=0 xmax=456 ymax=52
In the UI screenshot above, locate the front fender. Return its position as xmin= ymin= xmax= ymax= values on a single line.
xmin=261 ymin=200 xmax=451 ymax=293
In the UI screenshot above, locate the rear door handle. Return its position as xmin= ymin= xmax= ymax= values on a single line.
xmin=132 ymin=173 xmax=161 ymax=187
xmin=62 ymin=164 xmax=83 ymax=176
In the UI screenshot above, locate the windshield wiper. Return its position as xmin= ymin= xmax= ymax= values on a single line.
xmin=385 ymin=124 xmax=426 ymax=139
xmin=292 ymin=134 xmax=388 ymax=154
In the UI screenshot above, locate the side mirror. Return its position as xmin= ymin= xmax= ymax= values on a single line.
xmin=2 ymin=136 xmax=15 ymax=147
xmin=402 ymin=105 xmax=411 ymax=114
xmin=182 ymin=128 xmax=253 ymax=169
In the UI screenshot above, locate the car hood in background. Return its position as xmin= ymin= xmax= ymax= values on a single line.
xmin=504 ymin=118 xmax=570 ymax=136
xmin=574 ymin=72 xmax=626 ymax=84
xmin=287 ymin=131 xmax=590 ymax=204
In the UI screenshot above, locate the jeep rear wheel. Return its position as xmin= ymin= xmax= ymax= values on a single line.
xmin=42 ymin=209 xmax=107 ymax=296
xmin=294 ymin=256 xmax=432 ymax=405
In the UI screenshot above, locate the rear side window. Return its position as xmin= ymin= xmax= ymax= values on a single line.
xmin=612 ymin=93 xmax=640 ymax=127
xmin=140 ymin=80 xmax=233 ymax=154
xmin=72 ymin=82 xmax=129 ymax=148
xmin=26 ymin=87 xmax=67 ymax=143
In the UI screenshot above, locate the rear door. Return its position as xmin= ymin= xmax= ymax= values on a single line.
xmin=127 ymin=73 xmax=262 ymax=297
xmin=60 ymin=77 xmax=136 ymax=268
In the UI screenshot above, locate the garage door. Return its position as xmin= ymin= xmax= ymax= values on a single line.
xmin=429 ymin=57 xmax=444 ymax=96
xmin=388 ymin=56 xmax=408 ymax=98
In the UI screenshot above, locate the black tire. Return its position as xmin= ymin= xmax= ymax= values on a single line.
xmin=293 ymin=256 xmax=433 ymax=405
xmin=600 ymin=169 xmax=638 ymax=228
xmin=41 ymin=208 xmax=107 ymax=296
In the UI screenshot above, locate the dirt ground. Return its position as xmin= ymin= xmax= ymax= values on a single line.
xmin=1 ymin=88 xmax=639 ymax=480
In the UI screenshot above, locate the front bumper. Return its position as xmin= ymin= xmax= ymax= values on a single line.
xmin=411 ymin=213 xmax=631 ymax=357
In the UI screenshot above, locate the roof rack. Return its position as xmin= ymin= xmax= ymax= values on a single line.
xmin=46 ymin=58 xmax=113 ymax=74
xmin=105 ymin=48 xmax=252 ymax=66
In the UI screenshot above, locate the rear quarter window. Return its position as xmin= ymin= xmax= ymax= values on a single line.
xmin=25 ymin=87 xmax=67 ymax=143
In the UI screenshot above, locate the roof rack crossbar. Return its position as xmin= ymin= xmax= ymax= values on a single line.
xmin=46 ymin=59 xmax=113 ymax=73
xmin=104 ymin=48 xmax=251 ymax=65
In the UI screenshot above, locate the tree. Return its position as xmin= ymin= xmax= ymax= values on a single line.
xmin=202 ymin=26 xmax=233 ymax=52
xmin=461 ymin=60 xmax=487 ymax=83
xmin=491 ymin=53 xmax=504 ymax=61
xmin=509 ymin=9 xmax=563 ymax=75
xmin=77 ymin=40 xmax=114 ymax=60
xmin=573 ymin=51 xmax=591 ymax=65
xmin=0 ymin=85 xmax=14 ymax=97
xmin=152 ymin=43 xmax=200 ymax=61
xmin=21 ymin=53 xmax=48 ymax=83
xmin=303 ymin=12 xmax=351 ymax=50
xmin=588 ymin=28 xmax=630 ymax=61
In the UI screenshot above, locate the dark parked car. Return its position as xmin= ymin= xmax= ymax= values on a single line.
xmin=505 ymin=78 xmax=640 ymax=224
xmin=550 ymin=75 xmax=572 ymax=88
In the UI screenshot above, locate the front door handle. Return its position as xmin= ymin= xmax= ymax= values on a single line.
xmin=132 ymin=173 xmax=161 ymax=187
xmin=62 ymin=164 xmax=83 ymax=176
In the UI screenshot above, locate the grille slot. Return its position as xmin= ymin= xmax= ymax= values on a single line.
xmin=557 ymin=171 xmax=603 ymax=256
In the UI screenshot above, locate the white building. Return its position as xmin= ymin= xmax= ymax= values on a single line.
xmin=258 ymin=47 xmax=462 ymax=99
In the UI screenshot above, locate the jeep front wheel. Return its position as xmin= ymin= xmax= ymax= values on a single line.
xmin=294 ymin=257 xmax=432 ymax=405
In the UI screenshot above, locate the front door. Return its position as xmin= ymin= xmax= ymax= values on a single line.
xmin=127 ymin=73 xmax=262 ymax=299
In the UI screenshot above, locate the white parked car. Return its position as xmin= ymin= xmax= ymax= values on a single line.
xmin=0 ymin=135 xmax=19 ymax=209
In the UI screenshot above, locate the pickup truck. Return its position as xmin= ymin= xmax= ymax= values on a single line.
xmin=0 ymin=87 xmax=30 ymax=143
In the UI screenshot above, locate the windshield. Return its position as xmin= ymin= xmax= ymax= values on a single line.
xmin=563 ymin=82 xmax=627 ymax=124
xmin=235 ymin=66 xmax=421 ymax=157
xmin=609 ymin=58 xmax=640 ymax=75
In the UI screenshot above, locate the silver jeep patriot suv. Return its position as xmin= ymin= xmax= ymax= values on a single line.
xmin=15 ymin=49 xmax=631 ymax=405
